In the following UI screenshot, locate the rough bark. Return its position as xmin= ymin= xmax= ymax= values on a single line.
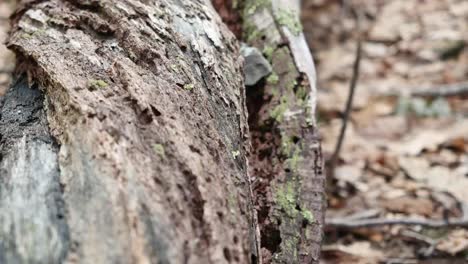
xmin=1 ymin=0 xmax=325 ymax=263
xmin=242 ymin=0 xmax=326 ymax=263
xmin=4 ymin=0 xmax=256 ymax=263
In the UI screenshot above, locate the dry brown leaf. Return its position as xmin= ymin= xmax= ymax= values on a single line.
xmin=306 ymin=0 xmax=468 ymax=259
xmin=398 ymin=160 xmax=468 ymax=203
xmin=390 ymin=120 xmax=468 ymax=155
xmin=322 ymin=242 xmax=384 ymax=264
xmin=335 ymin=164 xmax=369 ymax=192
xmin=398 ymin=156 xmax=431 ymax=181
xmin=436 ymin=229 xmax=468 ymax=255
xmin=382 ymin=196 xmax=434 ymax=216
xmin=425 ymin=166 xmax=468 ymax=203
xmin=444 ymin=137 xmax=466 ymax=153
xmin=359 ymin=115 xmax=407 ymax=139
xmin=427 ymin=149 xmax=459 ymax=166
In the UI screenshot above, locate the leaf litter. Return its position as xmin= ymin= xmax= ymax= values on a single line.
xmin=302 ymin=0 xmax=468 ymax=262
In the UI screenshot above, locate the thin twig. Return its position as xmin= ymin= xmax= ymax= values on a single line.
xmin=326 ymin=216 xmax=468 ymax=228
xmin=340 ymin=209 xmax=381 ymax=221
xmin=384 ymin=258 xmax=418 ymax=264
xmin=328 ymin=10 xmax=363 ymax=177
xmin=400 ymin=229 xmax=437 ymax=245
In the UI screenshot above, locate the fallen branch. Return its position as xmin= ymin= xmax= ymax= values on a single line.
xmin=328 ymin=9 xmax=363 ymax=178
xmin=326 ymin=216 xmax=468 ymax=228
xmin=400 ymin=229 xmax=436 ymax=245
xmin=384 ymin=81 xmax=468 ymax=97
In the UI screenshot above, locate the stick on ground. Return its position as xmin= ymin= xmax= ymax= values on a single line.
xmin=326 ymin=216 xmax=468 ymax=228
xmin=328 ymin=10 xmax=363 ymax=178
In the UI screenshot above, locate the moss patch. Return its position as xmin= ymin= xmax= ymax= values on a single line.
xmin=276 ymin=181 xmax=298 ymax=218
xmin=270 ymin=96 xmax=288 ymax=122
xmin=302 ymin=210 xmax=314 ymax=223
xmin=88 ymin=79 xmax=108 ymax=91
xmin=232 ymin=150 xmax=240 ymax=158
xmin=183 ymin=83 xmax=194 ymax=90
xmin=267 ymin=72 xmax=279 ymax=85
xmin=244 ymin=0 xmax=271 ymax=16
xmin=153 ymin=144 xmax=165 ymax=158
xmin=263 ymin=45 xmax=275 ymax=61
xmin=275 ymin=9 xmax=303 ymax=35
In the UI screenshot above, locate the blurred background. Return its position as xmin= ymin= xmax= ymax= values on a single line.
xmin=302 ymin=0 xmax=468 ymax=263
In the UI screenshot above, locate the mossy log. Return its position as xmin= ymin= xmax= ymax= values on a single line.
xmin=242 ymin=0 xmax=325 ymax=263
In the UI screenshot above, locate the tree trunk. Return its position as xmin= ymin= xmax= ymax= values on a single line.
xmin=1 ymin=0 xmax=324 ymax=263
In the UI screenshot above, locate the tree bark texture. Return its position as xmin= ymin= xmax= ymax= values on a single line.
xmin=1 ymin=0 xmax=325 ymax=263
xmin=242 ymin=1 xmax=325 ymax=263
xmin=4 ymin=0 xmax=254 ymax=263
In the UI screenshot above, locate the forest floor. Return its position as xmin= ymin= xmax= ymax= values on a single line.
xmin=302 ymin=0 xmax=468 ymax=263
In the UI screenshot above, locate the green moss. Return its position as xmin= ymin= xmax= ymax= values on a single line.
xmin=244 ymin=23 xmax=262 ymax=43
xmin=170 ymin=64 xmax=179 ymax=72
xmin=244 ymin=0 xmax=270 ymax=16
xmin=285 ymin=148 xmax=302 ymax=172
xmin=276 ymin=181 xmax=298 ymax=218
xmin=21 ymin=33 xmax=32 ymax=39
xmin=232 ymin=0 xmax=239 ymax=9
xmin=266 ymin=72 xmax=279 ymax=85
xmin=153 ymin=144 xmax=165 ymax=158
xmin=21 ymin=28 xmax=47 ymax=39
xmin=295 ymin=85 xmax=308 ymax=101
xmin=228 ymin=192 xmax=238 ymax=211
xmin=243 ymin=0 xmax=271 ymax=42
xmin=281 ymin=135 xmax=294 ymax=157
xmin=276 ymin=9 xmax=303 ymax=35
xmin=263 ymin=45 xmax=275 ymax=60
xmin=232 ymin=150 xmax=240 ymax=158
xmin=34 ymin=28 xmax=47 ymax=36
xmin=270 ymin=86 xmax=279 ymax=98
xmin=280 ymin=133 xmax=304 ymax=172
xmin=270 ymin=96 xmax=288 ymax=122
xmin=275 ymin=180 xmax=311 ymax=221
xmin=302 ymin=209 xmax=314 ymax=223
xmin=283 ymin=236 xmax=299 ymax=259
xmin=287 ymin=79 xmax=297 ymax=90
xmin=88 ymin=79 xmax=108 ymax=90
xmin=184 ymin=83 xmax=194 ymax=90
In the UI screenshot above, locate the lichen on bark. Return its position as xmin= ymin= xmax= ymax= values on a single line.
xmin=242 ymin=0 xmax=326 ymax=263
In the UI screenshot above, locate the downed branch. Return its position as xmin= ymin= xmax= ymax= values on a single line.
xmin=326 ymin=216 xmax=468 ymax=229
xmin=383 ymin=81 xmax=468 ymax=97
xmin=328 ymin=8 xmax=362 ymax=179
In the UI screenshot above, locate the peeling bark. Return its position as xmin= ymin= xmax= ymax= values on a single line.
xmin=4 ymin=0 xmax=257 ymax=263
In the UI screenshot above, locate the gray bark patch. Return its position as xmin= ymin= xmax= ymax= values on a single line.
xmin=0 ymin=77 xmax=69 ymax=264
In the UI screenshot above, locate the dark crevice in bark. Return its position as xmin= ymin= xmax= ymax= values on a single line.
xmin=212 ymin=0 xmax=243 ymax=39
xmin=246 ymin=79 xmax=288 ymax=262
xmin=0 ymin=77 xmax=50 ymax=152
